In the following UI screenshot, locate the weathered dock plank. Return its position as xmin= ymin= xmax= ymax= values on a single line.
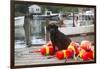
xmin=15 ymin=46 xmax=66 ymax=66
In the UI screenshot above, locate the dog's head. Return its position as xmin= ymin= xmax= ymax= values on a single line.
xmin=46 ymin=22 xmax=58 ymax=32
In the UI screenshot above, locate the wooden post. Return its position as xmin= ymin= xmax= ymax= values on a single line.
xmin=73 ymin=12 xmax=75 ymax=27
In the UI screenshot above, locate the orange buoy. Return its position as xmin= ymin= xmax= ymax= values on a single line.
xmin=56 ymin=49 xmax=74 ymax=60
xmin=79 ymin=48 xmax=86 ymax=58
xmin=80 ymin=40 xmax=92 ymax=51
xmin=70 ymin=41 xmax=79 ymax=48
xmin=82 ymin=51 xmax=93 ymax=60
xmin=56 ymin=50 xmax=66 ymax=60
xmin=66 ymin=49 xmax=74 ymax=58
xmin=40 ymin=45 xmax=54 ymax=56
xmin=68 ymin=41 xmax=79 ymax=55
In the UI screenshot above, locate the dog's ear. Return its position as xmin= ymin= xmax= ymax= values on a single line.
xmin=46 ymin=24 xmax=58 ymax=32
xmin=50 ymin=23 xmax=58 ymax=30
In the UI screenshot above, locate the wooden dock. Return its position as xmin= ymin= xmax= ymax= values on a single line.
xmin=15 ymin=45 xmax=94 ymax=66
xmin=15 ymin=46 xmax=67 ymax=66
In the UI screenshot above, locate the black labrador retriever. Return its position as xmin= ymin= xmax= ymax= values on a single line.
xmin=47 ymin=22 xmax=71 ymax=53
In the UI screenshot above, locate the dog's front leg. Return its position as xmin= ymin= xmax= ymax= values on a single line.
xmin=50 ymin=33 xmax=56 ymax=54
xmin=52 ymin=43 xmax=56 ymax=54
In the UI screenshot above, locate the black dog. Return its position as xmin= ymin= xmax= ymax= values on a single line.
xmin=47 ymin=23 xmax=71 ymax=53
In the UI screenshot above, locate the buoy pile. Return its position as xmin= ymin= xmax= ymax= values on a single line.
xmin=40 ymin=40 xmax=94 ymax=61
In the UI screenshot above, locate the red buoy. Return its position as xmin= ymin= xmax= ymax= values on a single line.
xmin=56 ymin=50 xmax=66 ymax=60
xmin=66 ymin=49 xmax=74 ymax=58
xmin=56 ymin=49 xmax=74 ymax=60
xmin=40 ymin=45 xmax=54 ymax=56
xmin=68 ymin=41 xmax=79 ymax=55
xmin=82 ymin=51 xmax=93 ymax=60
